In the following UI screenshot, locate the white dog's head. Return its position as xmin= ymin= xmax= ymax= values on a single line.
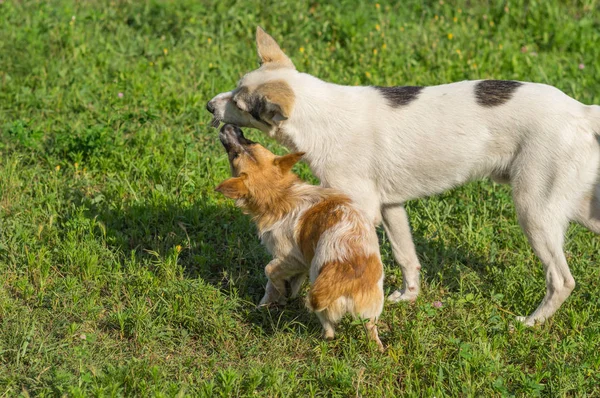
xmin=207 ymin=27 xmax=298 ymax=133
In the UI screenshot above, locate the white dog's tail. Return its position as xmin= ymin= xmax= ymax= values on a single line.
xmin=591 ymin=105 xmax=600 ymax=136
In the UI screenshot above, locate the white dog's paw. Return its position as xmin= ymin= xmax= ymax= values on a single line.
xmin=513 ymin=315 xmax=536 ymax=327
xmin=387 ymin=289 xmax=418 ymax=303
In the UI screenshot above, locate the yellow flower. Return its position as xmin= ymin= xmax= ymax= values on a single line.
xmin=499 ymin=44 xmax=503 ymax=50
xmin=175 ymin=245 xmax=182 ymax=253
xmin=207 ymin=37 xmax=212 ymax=44
xmin=447 ymin=33 xmax=453 ymax=40
xmin=375 ymin=3 xmax=380 ymax=9
xmin=365 ymin=71 xmax=371 ymax=78
xmin=209 ymin=63 xmax=213 ymax=68
xmin=299 ymin=46 xmax=305 ymax=53
xmin=456 ymin=49 xmax=461 ymax=54
xmin=55 ymin=165 xmax=60 ymax=171
xmin=149 ymin=61 xmax=154 ymax=66
xmin=382 ymin=43 xmax=387 ymax=50
xmin=489 ymin=21 xmax=495 ymax=27
xmin=163 ymin=48 xmax=168 ymax=55
xmin=373 ymin=48 xmax=378 ymax=55
xmin=74 ymin=162 xmax=79 ymax=169
xmin=453 ymin=17 xmax=458 ymax=23
xmin=375 ymin=24 xmax=380 ymax=31
xmin=472 ymin=63 xmax=478 ymax=69
xmin=434 ymin=15 xmax=439 ymax=20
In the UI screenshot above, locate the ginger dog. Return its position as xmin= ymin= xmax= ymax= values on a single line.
xmin=215 ymin=124 xmax=384 ymax=350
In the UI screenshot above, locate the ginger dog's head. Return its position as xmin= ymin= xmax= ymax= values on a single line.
xmin=206 ymin=27 xmax=297 ymax=133
xmin=215 ymin=124 xmax=304 ymax=218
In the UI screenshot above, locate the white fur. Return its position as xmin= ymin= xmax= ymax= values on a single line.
xmin=210 ymin=51 xmax=600 ymax=326
xmin=309 ymin=205 xmax=379 ymax=280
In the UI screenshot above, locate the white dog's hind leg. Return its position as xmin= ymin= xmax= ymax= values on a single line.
xmin=513 ymin=167 xmax=577 ymax=326
xmin=515 ymin=218 xmax=575 ymax=326
xmin=382 ymin=205 xmax=422 ymax=303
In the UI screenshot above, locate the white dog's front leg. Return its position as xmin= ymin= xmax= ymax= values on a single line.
xmin=382 ymin=205 xmax=421 ymax=302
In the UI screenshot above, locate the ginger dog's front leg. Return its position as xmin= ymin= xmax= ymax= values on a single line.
xmin=259 ymin=258 xmax=293 ymax=306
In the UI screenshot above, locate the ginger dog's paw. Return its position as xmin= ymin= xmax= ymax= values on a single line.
xmin=258 ymin=296 xmax=287 ymax=308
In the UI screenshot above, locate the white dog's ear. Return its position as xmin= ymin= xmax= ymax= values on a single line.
xmin=256 ymin=81 xmax=295 ymax=126
xmin=256 ymin=26 xmax=295 ymax=69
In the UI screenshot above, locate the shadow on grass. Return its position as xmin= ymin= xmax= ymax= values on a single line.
xmin=74 ymin=192 xmax=517 ymax=334
xmin=72 ymin=194 xmax=319 ymax=335
xmin=412 ymin=231 xmax=511 ymax=294
xmin=80 ymin=198 xmax=259 ymax=282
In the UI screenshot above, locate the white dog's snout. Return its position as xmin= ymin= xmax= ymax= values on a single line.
xmin=207 ymin=91 xmax=236 ymax=127
xmin=208 ymin=91 xmax=233 ymax=115
xmin=211 ymin=91 xmax=233 ymax=104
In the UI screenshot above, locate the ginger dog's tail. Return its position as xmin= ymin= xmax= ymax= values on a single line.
xmin=306 ymin=261 xmax=348 ymax=312
xmin=307 ymin=254 xmax=382 ymax=313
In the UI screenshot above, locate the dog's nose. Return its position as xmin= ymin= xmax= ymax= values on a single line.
xmin=206 ymin=100 xmax=215 ymax=114
xmin=220 ymin=124 xmax=236 ymax=137
xmin=219 ymin=124 xmax=239 ymax=148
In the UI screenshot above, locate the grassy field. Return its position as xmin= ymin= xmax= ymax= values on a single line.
xmin=1 ymin=0 xmax=599 ymax=396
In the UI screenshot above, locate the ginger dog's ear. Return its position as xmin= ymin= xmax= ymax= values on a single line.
xmin=274 ymin=152 xmax=305 ymax=174
xmin=256 ymin=26 xmax=295 ymax=69
xmin=215 ymin=175 xmax=248 ymax=199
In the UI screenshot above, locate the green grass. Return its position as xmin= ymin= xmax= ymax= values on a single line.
xmin=1 ymin=0 xmax=599 ymax=396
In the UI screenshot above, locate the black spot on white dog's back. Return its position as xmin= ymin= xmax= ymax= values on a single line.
xmin=475 ymin=80 xmax=523 ymax=107
xmin=374 ymin=86 xmax=423 ymax=107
